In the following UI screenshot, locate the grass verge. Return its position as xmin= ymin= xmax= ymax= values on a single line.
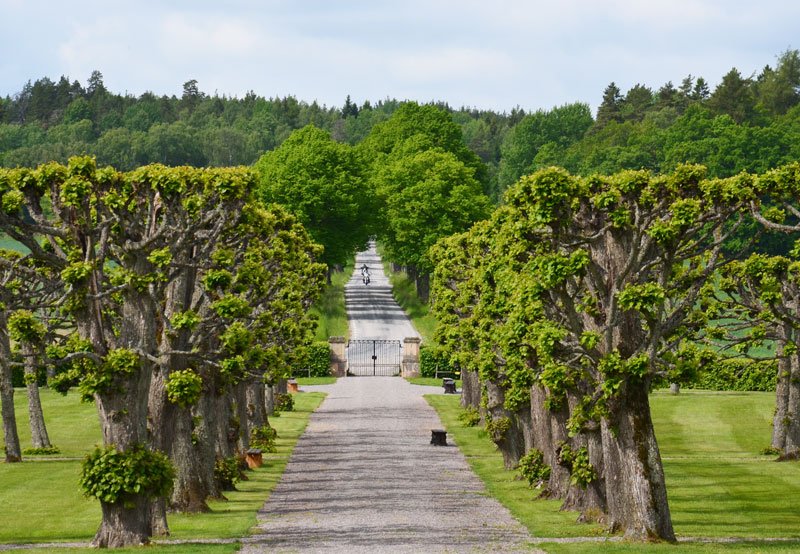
xmin=296 ymin=376 xmax=337 ymax=386
xmin=406 ymin=377 xmax=462 ymax=388
xmin=425 ymin=390 xmax=800 ymax=552
xmin=383 ymin=264 xmax=437 ymax=343
xmin=0 ymin=389 xmax=325 ymax=549
xmin=311 ymin=259 xmax=353 ymax=341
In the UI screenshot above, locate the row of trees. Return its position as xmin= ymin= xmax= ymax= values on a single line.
xmin=0 ymin=158 xmax=325 ymax=546
xmin=430 ymin=162 xmax=800 ymax=540
xmin=254 ymin=102 xmax=493 ymax=298
xmin=4 ymin=50 xmax=799 ymax=200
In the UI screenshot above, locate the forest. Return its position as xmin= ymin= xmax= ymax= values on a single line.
xmin=2 ymin=49 xmax=799 ymax=202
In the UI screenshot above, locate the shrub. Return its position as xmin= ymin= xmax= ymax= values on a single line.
xmin=458 ymin=406 xmax=481 ymax=427
xmin=23 ymin=446 xmax=61 ymax=455
xmin=420 ymin=346 xmax=456 ymax=378
xmin=80 ymin=444 xmax=174 ymax=504
xmin=304 ymin=342 xmax=331 ymax=377
xmin=249 ymin=425 xmax=277 ymax=453
xmin=275 ymin=392 xmax=294 ymax=413
xmin=486 ymin=416 xmax=511 ymax=444
xmin=517 ymin=448 xmax=551 ymax=488
xmin=214 ymin=457 xmax=241 ymax=491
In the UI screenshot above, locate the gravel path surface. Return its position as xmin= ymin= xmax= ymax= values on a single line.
xmin=241 ymin=378 xmax=536 ymax=553
xmin=242 ymin=246 xmax=535 ymax=553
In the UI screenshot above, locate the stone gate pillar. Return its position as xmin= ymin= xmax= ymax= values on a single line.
xmin=401 ymin=337 xmax=421 ymax=378
xmin=329 ymin=336 xmax=347 ymax=377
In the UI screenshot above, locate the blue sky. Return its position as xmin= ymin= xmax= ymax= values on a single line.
xmin=1 ymin=0 xmax=797 ymax=113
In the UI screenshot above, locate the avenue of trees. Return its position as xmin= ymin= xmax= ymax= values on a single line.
xmin=0 ymin=158 xmax=325 ymax=546
xmin=429 ymin=161 xmax=800 ymax=540
xmin=1 ymin=49 xmax=800 ymax=547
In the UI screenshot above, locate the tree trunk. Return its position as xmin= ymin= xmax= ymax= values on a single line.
xmin=94 ymin=496 xmax=152 ymax=548
xmin=195 ymin=388 xmax=223 ymax=500
xmin=601 ymin=380 xmax=675 ymax=541
xmin=415 ymin=272 xmax=430 ymax=303
xmin=264 ymin=383 xmax=276 ymax=416
xmin=0 ymin=323 xmax=22 ymax=462
xmin=22 ymin=343 xmax=51 ymax=449
xmin=169 ymin=405 xmax=211 ymax=512
xmin=90 ymin=271 xmax=161 ymax=547
xmin=561 ymin=428 xmax=607 ymax=523
xmin=545 ymin=401 xmax=572 ymax=500
xmin=245 ymin=377 xmax=269 ymax=432
xmin=485 ymin=379 xmax=525 ymax=469
xmin=146 ymin=365 xmax=170 ymax=536
xmin=772 ymin=347 xmax=791 ymax=451
xmin=783 ymin=352 xmax=800 ymax=454
xmin=460 ymin=369 xmax=481 ymax=410
xmin=233 ymin=382 xmax=250 ymax=453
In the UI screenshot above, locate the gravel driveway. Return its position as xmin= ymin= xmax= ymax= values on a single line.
xmin=241 ymin=246 xmax=535 ymax=553
xmin=241 ymin=378 xmax=535 ymax=553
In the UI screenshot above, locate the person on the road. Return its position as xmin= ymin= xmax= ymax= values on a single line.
xmin=360 ymin=263 xmax=370 ymax=285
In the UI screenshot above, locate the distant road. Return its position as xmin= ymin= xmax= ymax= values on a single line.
xmin=345 ymin=243 xmax=420 ymax=341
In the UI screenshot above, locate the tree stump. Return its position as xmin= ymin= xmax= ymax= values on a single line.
xmin=431 ymin=429 xmax=447 ymax=446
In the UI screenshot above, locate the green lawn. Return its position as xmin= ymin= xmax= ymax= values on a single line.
xmin=311 ymin=261 xmax=353 ymax=341
xmin=406 ymin=376 xmax=462 ymax=388
xmin=426 ymin=389 xmax=800 ymax=552
xmin=383 ymin=265 xmax=437 ymax=343
xmin=0 ymin=389 xmax=325 ymax=548
xmin=295 ymin=376 xmax=337 ymax=386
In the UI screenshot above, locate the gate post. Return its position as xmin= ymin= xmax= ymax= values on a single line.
xmin=329 ymin=336 xmax=347 ymax=377
xmin=401 ymin=337 xmax=421 ymax=378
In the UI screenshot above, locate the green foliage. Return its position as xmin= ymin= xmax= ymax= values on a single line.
xmin=419 ymin=346 xmax=455 ymax=378
xmin=78 ymin=347 xmax=139 ymax=402
xmin=516 ymin=448 xmax=551 ymax=488
xmin=170 ymin=310 xmax=201 ymax=331
xmin=302 ymin=342 xmax=331 ymax=377
xmin=557 ymin=443 xmax=597 ymax=489
xmin=687 ymin=358 xmax=777 ymax=392
xmin=213 ymin=457 xmax=241 ymax=491
xmin=457 ymin=406 xmax=481 ymax=427
xmin=80 ymin=444 xmax=174 ymax=505
xmin=275 ymin=392 xmax=294 ymax=413
xmin=165 ymin=369 xmax=203 ymax=408
xmin=60 ymin=261 xmax=93 ymax=285
xmin=7 ymin=309 xmax=46 ymax=343
xmin=486 ymin=416 xmax=512 ymax=444
xmin=254 ymin=124 xmax=375 ymax=268
xmin=249 ymin=425 xmax=278 ymax=453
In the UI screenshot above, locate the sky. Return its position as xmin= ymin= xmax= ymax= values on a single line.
xmin=1 ymin=0 xmax=798 ymax=114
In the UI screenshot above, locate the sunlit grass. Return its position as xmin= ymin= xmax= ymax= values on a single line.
xmin=426 ymin=389 xmax=800 ymax=552
xmin=383 ymin=264 xmax=437 ymax=343
xmin=0 ymin=390 xmax=325 ymax=547
xmin=311 ymin=260 xmax=353 ymax=341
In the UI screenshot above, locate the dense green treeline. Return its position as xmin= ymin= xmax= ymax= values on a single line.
xmin=3 ymin=49 xmax=797 ymax=200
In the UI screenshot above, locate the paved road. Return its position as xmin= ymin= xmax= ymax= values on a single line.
xmin=241 ymin=245 xmax=535 ymax=553
xmin=346 ymin=243 xmax=420 ymax=341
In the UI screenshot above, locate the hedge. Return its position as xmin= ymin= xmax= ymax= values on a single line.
xmin=420 ymin=346 xmax=457 ymax=378
xmin=686 ymin=357 xmax=776 ymax=392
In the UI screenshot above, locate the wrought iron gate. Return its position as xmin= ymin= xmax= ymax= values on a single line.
xmin=346 ymin=339 xmax=401 ymax=376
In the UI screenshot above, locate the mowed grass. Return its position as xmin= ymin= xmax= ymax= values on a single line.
xmin=311 ymin=262 xmax=353 ymax=342
xmin=426 ymin=389 xmax=800 ymax=551
xmin=384 ymin=265 xmax=437 ymax=343
xmin=0 ymin=389 xmax=325 ymax=547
